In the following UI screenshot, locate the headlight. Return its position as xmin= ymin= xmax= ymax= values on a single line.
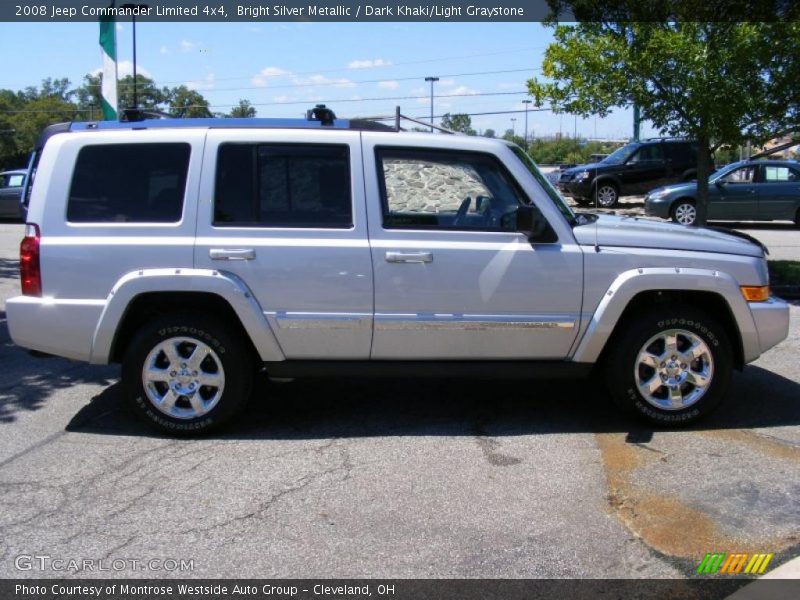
xmin=647 ymin=190 xmax=669 ymax=200
xmin=577 ymin=170 xmax=591 ymax=181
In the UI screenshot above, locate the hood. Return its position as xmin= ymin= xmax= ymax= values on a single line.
xmin=572 ymin=214 xmax=765 ymax=257
xmin=563 ymin=162 xmax=606 ymax=174
xmin=647 ymin=181 xmax=697 ymax=197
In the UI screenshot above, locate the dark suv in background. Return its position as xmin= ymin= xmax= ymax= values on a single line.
xmin=557 ymin=138 xmax=698 ymax=207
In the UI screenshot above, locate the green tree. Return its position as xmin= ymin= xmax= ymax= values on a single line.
xmin=166 ymin=85 xmax=212 ymax=118
xmin=441 ymin=113 xmax=476 ymax=135
xmin=227 ymin=99 xmax=256 ymax=118
xmin=529 ymin=9 xmax=800 ymax=225
xmin=483 ymin=128 xmax=496 ymax=138
xmin=501 ymin=129 xmax=526 ymax=147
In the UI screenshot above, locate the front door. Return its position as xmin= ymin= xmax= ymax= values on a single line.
xmin=362 ymin=141 xmax=583 ymax=360
xmin=621 ymin=143 xmax=668 ymax=195
xmin=194 ymin=130 xmax=374 ymax=359
xmin=710 ymin=165 xmax=759 ymax=221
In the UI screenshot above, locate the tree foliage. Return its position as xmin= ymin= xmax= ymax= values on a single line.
xmin=441 ymin=113 xmax=476 ymax=135
xmin=227 ymin=99 xmax=256 ymax=118
xmin=528 ymin=6 xmax=800 ymax=224
xmin=0 ymin=75 xmax=224 ymax=169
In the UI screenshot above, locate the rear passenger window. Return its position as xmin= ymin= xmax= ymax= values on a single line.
xmin=68 ymin=143 xmax=190 ymax=223
xmin=214 ymin=144 xmax=352 ymax=228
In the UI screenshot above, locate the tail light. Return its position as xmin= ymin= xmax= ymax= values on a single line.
xmin=20 ymin=223 xmax=41 ymax=297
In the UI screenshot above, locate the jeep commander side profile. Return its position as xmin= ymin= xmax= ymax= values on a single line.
xmin=7 ymin=110 xmax=790 ymax=434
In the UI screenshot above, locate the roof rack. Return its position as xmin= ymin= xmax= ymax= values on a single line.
xmin=33 ymin=105 xmax=450 ymax=150
xmin=640 ymin=136 xmax=694 ymax=142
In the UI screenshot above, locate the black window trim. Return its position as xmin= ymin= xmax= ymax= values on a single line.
xmin=65 ymin=141 xmax=191 ymax=225
xmin=374 ymin=145 xmax=556 ymax=239
xmin=212 ymin=142 xmax=354 ymax=230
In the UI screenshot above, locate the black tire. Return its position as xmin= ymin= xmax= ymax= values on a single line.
xmin=594 ymin=182 xmax=619 ymax=208
xmin=671 ymin=199 xmax=697 ymax=225
xmin=121 ymin=312 xmax=254 ymax=435
xmin=573 ymin=197 xmax=593 ymax=206
xmin=604 ymin=305 xmax=733 ymax=426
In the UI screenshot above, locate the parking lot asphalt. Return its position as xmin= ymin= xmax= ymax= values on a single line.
xmin=0 ymin=220 xmax=797 ymax=579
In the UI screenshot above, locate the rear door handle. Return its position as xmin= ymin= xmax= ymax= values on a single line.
xmin=385 ymin=251 xmax=433 ymax=264
xmin=209 ymin=248 xmax=256 ymax=261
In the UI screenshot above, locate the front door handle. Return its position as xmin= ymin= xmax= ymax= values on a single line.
xmin=209 ymin=248 xmax=256 ymax=261
xmin=385 ymin=251 xmax=433 ymax=264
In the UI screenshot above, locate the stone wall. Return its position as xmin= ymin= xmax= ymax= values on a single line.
xmin=383 ymin=159 xmax=490 ymax=213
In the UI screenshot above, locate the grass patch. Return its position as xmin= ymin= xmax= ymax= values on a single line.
xmin=769 ymin=260 xmax=800 ymax=286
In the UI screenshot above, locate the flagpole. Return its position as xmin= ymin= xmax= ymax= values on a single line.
xmin=99 ymin=9 xmax=118 ymax=120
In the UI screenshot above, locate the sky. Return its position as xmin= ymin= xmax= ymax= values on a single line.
xmin=0 ymin=21 xmax=661 ymax=139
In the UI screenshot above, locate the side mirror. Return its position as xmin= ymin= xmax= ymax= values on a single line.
xmin=517 ymin=205 xmax=555 ymax=243
xmin=715 ymin=179 xmax=726 ymax=187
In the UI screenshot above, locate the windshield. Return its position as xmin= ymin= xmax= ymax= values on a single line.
xmin=506 ymin=142 xmax=576 ymax=225
xmin=601 ymin=143 xmax=639 ymax=165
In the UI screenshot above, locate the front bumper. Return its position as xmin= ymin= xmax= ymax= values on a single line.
xmin=749 ymin=296 xmax=791 ymax=357
xmin=557 ymin=179 xmax=592 ymax=198
xmin=644 ymin=195 xmax=672 ymax=218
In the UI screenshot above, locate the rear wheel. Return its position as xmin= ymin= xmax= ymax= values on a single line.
xmin=594 ymin=183 xmax=619 ymax=208
xmin=122 ymin=313 xmax=254 ymax=435
xmin=671 ymin=200 xmax=697 ymax=225
xmin=604 ymin=306 xmax=732 ymax=426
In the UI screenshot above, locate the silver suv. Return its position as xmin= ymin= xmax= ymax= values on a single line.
xmin=7 ymin=111 xmax=790 ymax=434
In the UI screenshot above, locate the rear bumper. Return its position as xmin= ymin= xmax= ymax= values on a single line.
xmin=6 ymin=296 xmax=105 ymax=362
xmin=749 ymin=296 xmax=791 ymax=357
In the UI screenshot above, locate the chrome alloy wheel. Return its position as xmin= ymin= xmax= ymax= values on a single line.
xmin=596 ymin=185 xmax=617 ymax=207
xmin=634 ymin=329 xmax=714 ymax=411
xmin=674 ymin=203 xmax=697 ymax=225
xmin=142 ymin=336 xmax=225 ymax=419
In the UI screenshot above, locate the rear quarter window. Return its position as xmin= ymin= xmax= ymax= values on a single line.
xmin=67 ymin=143 xmax=190 ymax=223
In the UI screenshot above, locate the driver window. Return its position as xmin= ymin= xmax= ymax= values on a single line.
xmin=377 ymin=148 xmax=527 ymax=230
xmin=721 ymin=166 xmax=756 ymax=184
xmin=629 ymin=144 xmax=663 ymax=163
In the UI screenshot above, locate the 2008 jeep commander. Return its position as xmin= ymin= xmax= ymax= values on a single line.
xmin=8 ymin=110 xmax=789 ymax=434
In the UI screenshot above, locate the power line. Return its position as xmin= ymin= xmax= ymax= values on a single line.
xmin=116 ymin=45 xmax=546 ymax=87
xmin=72 ymin=66 xmax=540 ymax=93
xmin=0 ymin=90 xmax=532 ymax=113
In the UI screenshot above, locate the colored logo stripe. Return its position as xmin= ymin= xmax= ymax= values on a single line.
xmin=697 ymin=553 xmax=774 ymax=575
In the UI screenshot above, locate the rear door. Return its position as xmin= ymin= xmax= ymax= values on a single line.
xmin=757 ymin=164 xmax=800 ymax=221
xmin=194 ymin=130 xmax=374 ymax=359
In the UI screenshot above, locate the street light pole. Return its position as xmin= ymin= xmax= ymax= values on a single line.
xmin=522 ymin=99 xmax=532 ymax=149
xmin=121 ymin=4 xmax=149 ymax=109
xmin=424 ymin=76 xmax=439 ymax=132
xmin=510 ymin=117 xmax=517 ymax=138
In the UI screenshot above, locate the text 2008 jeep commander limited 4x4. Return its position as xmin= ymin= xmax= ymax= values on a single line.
xmin=8 ymin=109 xmax=790 ymax=434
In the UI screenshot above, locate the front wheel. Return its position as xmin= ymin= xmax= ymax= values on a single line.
xmin=594 ymin=183 xmax=619 ymax=208
xmin=122 ymin=313 xmax=254 ymax=435
xmin=672 ymin=200 xmax=697 ymax=225
xmin=604 ymin=306 xmax=733 ymax=426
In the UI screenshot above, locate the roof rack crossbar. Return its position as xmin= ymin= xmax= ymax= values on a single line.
xmin=357 ymin=106 xmax=460 ymax=135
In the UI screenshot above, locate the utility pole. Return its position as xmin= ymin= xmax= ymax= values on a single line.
xmin=424 ymin=76 xmax=439 ymax=132
xmin=522 ymin=99 xmax=532 ymax=149
xmin=510 ymin=117 xmax=517 ymax=138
